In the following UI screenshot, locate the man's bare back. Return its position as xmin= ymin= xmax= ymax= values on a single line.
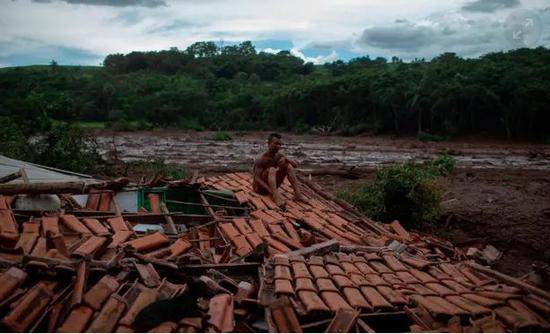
xmin=252 ymin=133 xmax=303 ymax=206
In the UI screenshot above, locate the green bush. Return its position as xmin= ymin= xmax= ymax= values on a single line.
xmin=0 ymin=117 xmax=30 ymax=160
xmin=339 ymin=156 xmax=454 ymax=228
xmin=209 ymin=131 xmax=232 ymax=141
xmin=430 ymin=153 xmax=455 ymax=176
xmin=32 ymin=123 xmax=103 ymax=173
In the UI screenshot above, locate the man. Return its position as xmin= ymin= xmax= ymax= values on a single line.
xmin=253 ymin=133 xmax=304 ymax=206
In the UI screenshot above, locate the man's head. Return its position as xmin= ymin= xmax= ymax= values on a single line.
xmin=267 ymin=133 xmax=282 ymax=154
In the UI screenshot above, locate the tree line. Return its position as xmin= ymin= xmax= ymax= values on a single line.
xmin=1 ymin=41 xmax=549 ymax=140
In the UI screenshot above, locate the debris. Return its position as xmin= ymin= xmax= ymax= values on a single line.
xmin=0 ymin=170 xmax=548 ymax=332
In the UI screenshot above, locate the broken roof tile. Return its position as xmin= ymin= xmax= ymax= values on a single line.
xmin=0 ymin=267 xmax=27 ymax=300
xmin=207 ymin=293 xmax=234 ymax=332
xmin=83 ymin=275 xmax=120 ymax=310
xmin=60 ymin=214 xmax=92 ymax=234
xmin=58 ymin=305 xmax=94 ymax=333
xmin=127 ymin=232 xmax=169 ymax=252
xmin=320 ymin=291 xmax=353 ymax=311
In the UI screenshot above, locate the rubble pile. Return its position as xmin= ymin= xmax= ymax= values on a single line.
xmin=0 ymin=172 xmax=549 ymax=332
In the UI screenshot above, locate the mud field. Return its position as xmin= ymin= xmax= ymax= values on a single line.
xmin=95 ymin=130 xmax=550 ymax=276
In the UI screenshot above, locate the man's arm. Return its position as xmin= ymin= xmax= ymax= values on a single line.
xmin=276 ymin=153 xmax=297 ymax=168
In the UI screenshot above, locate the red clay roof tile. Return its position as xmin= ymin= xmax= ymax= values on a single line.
xmin=377 ymin=286 xmax=408 ymax=305
xmin=1 ymin=281 xmax=55 ymax=332
xmin=107 ymin=216 xmax=130 ymax=233
xmin=295 ymin=278 xmax=316 ymax=292
xmin=207 ymin=293 xmax=234 ymax=333
xmin=309 ymin=265 xmax=330 ymax=279
xmin=274 ymin=265 xmax=292 ymax=280
xmin=0 ymin=267 xmax=27 ymax=300
xmin=273 ymin=254 xmax=290 ymax=266
xmin=87 ymin=295 xmax=127 ymax=332
xmin=316 ymin=278 xmax=339 ymax=292
xmin=119 ymin=288 xmax=159 ymax=326
xmin=446 ymin=295 xmax=491 ymax=315
xmin=291 ymin=262 xmax=311 ymax=279
xmin=231 ymin=234 xmax=253 ymax=256
xmin=249 ymin=219 xmax=269 ymax=238
xmin=275 ymin=279 xmax=294 ymax=295
xmin=333 ymin=274 xmax=354 ymax=288
xmin=462 ymin=293 xmax=503 ymax=307
xmin=73 ymin=236 xmax=107 ymax=258
xmin=82 ymin=218 xmax=111 ymax=236
xmin=42 ymin=216 xmax=60 ymax=235
xmin=360 ymin=286 xmax=393 ymax=309
xmin=249 ymin=197 xmax=268 ymax=210
xmin=98 ymin=192 xmax=113 ymax=211
xmin=342 ymin=287 xmax=371 ymax=309
xmin=233 ymin=218 xmax=254 ymax=234
xmin=127 ymin=232 xmax=169 ymax=252
xmin=321 ymin=291 xmax=353 ymax=311
xmin=58 ymin=305 xmax=94 ymax=333
xmin=326 ymin=264 xmax=345 ymax=275
xmin=83 ymin=275 xmax=120 ymax=310
xmin=297 ymin=290 xmax=329 ymax=313
xmin=494 ymin=306 xmax=539 ymax=330
xmin=147 ymin=193 xmax=161 ymax=214
xmin=60 ymin=214 xmax=92 ymax=234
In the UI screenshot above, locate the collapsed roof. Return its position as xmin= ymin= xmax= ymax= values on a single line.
xmin=0 ymin=171 xmax=549 ymax=333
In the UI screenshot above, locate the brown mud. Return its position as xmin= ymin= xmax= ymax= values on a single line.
xmin=94 ymin=130 xmax=550 ymax=276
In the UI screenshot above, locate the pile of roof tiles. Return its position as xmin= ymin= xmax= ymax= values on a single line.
xmin=0 ymin=172 xmax=549 ymax=332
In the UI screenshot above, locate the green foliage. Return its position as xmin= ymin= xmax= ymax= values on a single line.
xmin=430 ymin=154 xmax=456 ymax=176
xmin=340 ymin=156 xmax=454 ymax=228
xmin=209 ymin=131 xmax=232 ymax=141
xmin=0 ymin=117 xmax=30 ymax=160
xmin=32 ymin=123 xmax=103 ymax=173
xmin=1 ymin=46 xmax=550 ymax=138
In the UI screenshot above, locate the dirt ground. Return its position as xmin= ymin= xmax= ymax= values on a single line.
xmin=313 ymin=168 xmax=550 ymax=276
xmin=95 ymin=130 xmax=550 ymax=276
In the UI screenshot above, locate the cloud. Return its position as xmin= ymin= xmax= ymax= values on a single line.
xmin=147 ymin=19 xmax=199 ymax=34
xmin=356 ymin=22 xmax=435 ymax=51
xmin=0 ymin=38 xmax=103 ymax=67
xmin=462 ymin=0 xmax=520 ymax=13
xmin=33 ymin=0 xmax=167 ymax=7
xmin=290 ymin=48 xmax=338 ymax=64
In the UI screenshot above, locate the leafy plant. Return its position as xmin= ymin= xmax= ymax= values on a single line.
xmin=339 ymin=156 xmax=454 ymax=228
xmin=32 ymin=123 xmax=103 ymax=173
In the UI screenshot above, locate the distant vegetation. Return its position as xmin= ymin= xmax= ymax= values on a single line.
xmin=339 ymin=155 xmax=456 ymax=228
xmin=1 ymin=41 xmax=550 ymax=145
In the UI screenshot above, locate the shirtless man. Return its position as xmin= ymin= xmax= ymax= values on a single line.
xmin=253 ymin=133 xmax=304 ymax=206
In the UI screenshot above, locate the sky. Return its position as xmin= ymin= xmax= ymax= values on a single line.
xmin=0 ymin=0 xmax=549 ymax=67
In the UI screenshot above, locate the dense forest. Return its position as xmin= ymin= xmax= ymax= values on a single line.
xmin=1 ymin=41 xmax=549 ymax=140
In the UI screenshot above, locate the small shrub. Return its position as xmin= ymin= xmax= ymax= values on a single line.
xmin=339 ymin=156 xmax=453 ymax=228
xmin=32 ymin=123 xmax=103 ymax=173
xmin=430 ymin=153 xmax=455 ymax=176
xmin=0 ymin=117 xmax=30 ymax=160
xmin=209 ymin=131 xmax=232 ymax=141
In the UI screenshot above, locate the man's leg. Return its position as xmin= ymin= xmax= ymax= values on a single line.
xmin=267 ymin=167 xmax=285 ymax=206
xmin=286 ymin=164 xmax=304 ymax=201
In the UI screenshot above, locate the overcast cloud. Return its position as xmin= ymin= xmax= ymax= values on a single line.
xmin=0 ymin=0 xmax=548 ymax=67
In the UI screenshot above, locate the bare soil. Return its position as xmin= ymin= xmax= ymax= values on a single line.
xmin=94 ymin=130 xmax=550 ymax=276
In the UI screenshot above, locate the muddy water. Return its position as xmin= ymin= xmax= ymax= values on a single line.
xmin=95 ymin=132 xmax=550 ymax=170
